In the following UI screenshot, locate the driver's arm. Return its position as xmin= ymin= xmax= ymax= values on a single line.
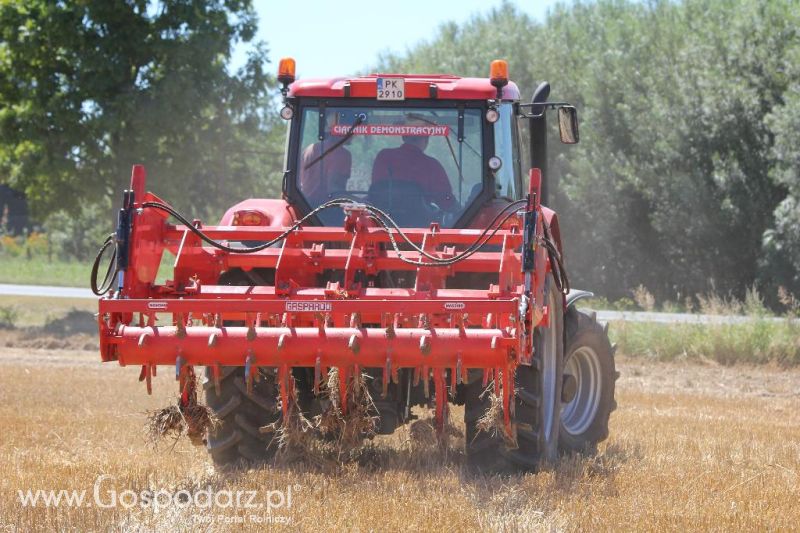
xmin=428 ymin=160 xmax=457 ymax=210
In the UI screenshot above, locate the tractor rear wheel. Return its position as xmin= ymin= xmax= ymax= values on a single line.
xmin=203 ymin=269 xmax=280 ymax=466
xmin=465 ymin=273 xmax=564 ymax=471
xmin=203 ymin=366 xmax=280 ymax=465
xmin=559 ymin=307 xmax=617 ymax=453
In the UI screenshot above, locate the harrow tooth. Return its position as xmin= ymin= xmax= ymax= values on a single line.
xmin=348 ymin=333 xmax=361 ymax=354
xmin=413 ymin=367 xmax=421 ymax=387
xmin=433 ymin=368 xmax=447 ymax=435
xmin=175 ymin=354 xmax=185 ymax=381
xmin=176 ymin=314 xmax=186 ymax=338
xmin=456 ymin=314 xmax=466 ymax=337
xmin=146 ymin=364 xmax=152 ymax=395
xmin=244 ymin=353 xmax=255 ymax=395
xmin=603 ymin=321 xmax=609 ymax=335
xmin=278 ymin=364 xmax=291 ymax=422
xmin=385 ymin=318 xmax=396 ymax=339
xmin=313 ymin=354 xmax=322 ymax=395
xmin=482 ymin=368 xmax=492 ymax=389
xmin=494 ymin=367 xmax=501 ymax=397
xmin=382 ymin=353 xmax=391 ymax=398
xmin=213 ymin=313 xmax=222 ymax=328
xmin=590 ymin=311 xmax=597 ymax=323
xmin=502 ymin=364 xmax=515 ymax=436
xmin=212 ymin=363 xmax=221 ymax=396
xmin=138 ymin=365 xmax=147 ymax=382
xmin=146 ymin=313 xmax=156 ymax=327
xmin=611 ymin=343 xmax=618 ymax=356
xmin=349 ymin=312 xmax=362 ymax=329
xmin=137 ymin=331 xmax=149 ymax=347
xmin=338 ymin=366 xmax=349 ymax=415
xmin=423 ymin=366 xmax=430 ymax=399
xmin=277 ymin=333 xmax=288 ymax=351
xmin=419 ymin=335 xmax=431 ymax=355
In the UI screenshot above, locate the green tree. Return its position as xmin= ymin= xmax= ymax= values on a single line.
xmin=0 ymin=0 xmax=282 ymax=225
xmin=379 ymin=0 xmax=799 ymax=304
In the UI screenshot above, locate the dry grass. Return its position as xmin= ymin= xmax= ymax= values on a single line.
xmin=1 ymin=348 xmax=799 ymax=531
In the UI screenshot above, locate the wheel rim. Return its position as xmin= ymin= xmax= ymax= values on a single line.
xmin=561 ymin=345 xmax=602 ymax=435
xmin=541 ymin=285 xmax=559 ymax=443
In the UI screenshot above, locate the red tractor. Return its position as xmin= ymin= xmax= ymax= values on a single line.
xmin=94 ymin=58 xmax=616 ymax=471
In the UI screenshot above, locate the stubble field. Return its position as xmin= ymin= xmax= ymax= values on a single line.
xmin=0 ymin=344 xmax=798 ymax=532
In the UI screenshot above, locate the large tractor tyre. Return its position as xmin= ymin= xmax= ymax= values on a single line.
xmin=203 ymin=269 xmax=280 ymax=466
xmin=465 ymin=273 xmax=564 ymax=471
xmin=203 ymin=366 xmax=280 ymax=466
xmin=559 ymin=307 xmax=617 ymax=453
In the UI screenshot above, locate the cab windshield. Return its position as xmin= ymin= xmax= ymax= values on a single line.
xmin=294 ymin=105 xmax=484 ymax=227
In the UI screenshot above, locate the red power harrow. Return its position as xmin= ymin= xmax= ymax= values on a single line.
xmin=97 ymin=165 xmax=552 ymax=439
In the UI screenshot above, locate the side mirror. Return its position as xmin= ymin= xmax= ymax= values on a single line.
xmin=558 ymin=106 xmax=579 ymax=144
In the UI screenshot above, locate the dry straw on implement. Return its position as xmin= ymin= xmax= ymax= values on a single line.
xmin=145 ymin=376 xmax=217 ymax=447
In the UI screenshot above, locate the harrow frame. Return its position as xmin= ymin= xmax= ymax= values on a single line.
xmin=98 ymin=165 xmax=554 ymax=437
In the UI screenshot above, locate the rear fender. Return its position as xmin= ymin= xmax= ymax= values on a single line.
xmin=219 ymin=199 xmax=298 ymax=227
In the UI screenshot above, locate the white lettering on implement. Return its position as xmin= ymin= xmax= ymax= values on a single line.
xmin=285 ymin=301 xmax=333 ymax=313
xmin=444 ymin=302 xmax=466 ymax=311
xmin=330 ymin=124 xmax=449 ymax=137
xmin=147 ymin=301 xmax=168 ymax=310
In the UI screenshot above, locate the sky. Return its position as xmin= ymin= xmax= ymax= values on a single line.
xmin=236 ymin=0 xmax=567 ymax=78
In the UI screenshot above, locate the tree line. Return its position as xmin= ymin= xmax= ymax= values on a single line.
xmin=379 ymin=0 xmax=800 ymax=305
xmin=1 ymin=0 xmax=798 ymax=305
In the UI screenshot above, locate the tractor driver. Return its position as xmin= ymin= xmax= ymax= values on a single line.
xmin=299 ymin=126 xmax=352 ymax=205
xmin=370 ymin=121 xmax=456 ymax=211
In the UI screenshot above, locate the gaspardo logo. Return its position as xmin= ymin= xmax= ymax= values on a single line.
xmin=16 ymin=475 xmax=298 ymax=523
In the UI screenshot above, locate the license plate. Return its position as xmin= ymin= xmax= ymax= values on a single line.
xmin=377 ymin=78 xmax=405 ymax=100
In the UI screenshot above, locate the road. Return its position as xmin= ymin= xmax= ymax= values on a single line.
xmin=0 ymin=283 xmax=795 ymax=324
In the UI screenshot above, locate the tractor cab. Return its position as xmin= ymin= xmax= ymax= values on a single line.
xmin=277 ymin=58 xmax=578 ymax=229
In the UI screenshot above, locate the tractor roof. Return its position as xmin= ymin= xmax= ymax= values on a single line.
xmin=288 ymin=74 xmax=521 ymax=101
